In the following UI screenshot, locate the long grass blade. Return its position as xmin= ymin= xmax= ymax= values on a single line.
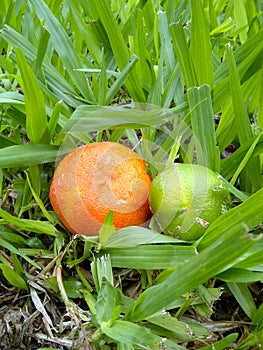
xmin=170 ymin=21 xmax=198 ymax=88
xmin=126 ymin=188 xmax=263 ymax=321
xmin=0 ymin=144 xmax=60 ymax=168
xmin=188 ymin=84 xmax=220 ymax=171
xmin=227 ymin=282 xmax=257 ymax=319
xmin=190 ymin=0 xmax=213 ymax=87
xmin=1 ymin=25 xmax=82 ymax=107
xmin=226 ymin=43 xmax=263 ymax=191
xmin=102 ymin=245 xmax=196 ymax=270
xmin=29 ymin=0 xmax=96 ymax=103
xmin=89 ymin=0 xmax=145 ymax=102
xmin=16 ymin=48 xmax=49 ymax=144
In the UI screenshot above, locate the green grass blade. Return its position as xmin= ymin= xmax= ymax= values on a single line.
xmin=89 ymin=0 xmax=145 ymax=102
xmin=190 ymin=0 xmax=213 ymax=87
xmin=220 ymin=133 xmax=263 ymax=180
xmin=198 ymin=188 xmax=263 ymax=251
xmin=106 ymin=54 xmax=139 ymax=105
xmin=126 ymin=233 xmax=254 ymax=322
xmin=170 ymin=21 xmax=198 ymax=88
xmin=188 ymin=84 xmax=220 ymax=171
xmin=0 ymin=237 xmax=41 ymax=269
xmin=258 ymin=67 xmax=263 ymax=128
xmin=98 ymin=48 xmax=107 ymax=106
xmin=60 ymin=104 xmax=184 ymax=134
xmin=29 ymin=0 xmax=96 ymax=103
xmin=26 ymin=173 xmax=54 ymax=223
xmin=227 ymin=282 xmax=257 ymax=319
xmin=33 ymin=26 xmax=50 ymax=78
xmin=234 ymin=0 xmax=248 ymax=44
xmin=158 ymin=8 xmax=176 ymax=75
xmin=225 ymin=43 xmax=252 ymax=144
xmin=0 ymin=208 xmax=60 ymax=236
xmin=226 ymin=43 xmax=263 ymax=191
xmin=0 ymin=263 xmax=29 ymax=291
xmin=235 ymin=239 xmax=263 ymax=270
xmin=126 ymin=188 xmax=263 ymax=321
xmin=230 ymin=132 xmax=263 ymax=185
xmin=199 ymin=333 xmax=239 ymax=350
xmin=100 ymin=320 xmax=160 ymax=345
xmin=95 ymin=277 xmax=118 ymax=324
xmin=69 ymin=1 xmax=102 ymax=64
xmin=217 ymin=268 xmax=263 ymax=283
xmin=91 ymin=255 xmax=114 ymax=293
xmin=103 ymin=226 xmax=181 ymax=248
xmin=1 ymin=25 xmax=81 ymax=107
xmin=48 ymin=100 xmax=63 ymax=136
xmin=102 ymin=245 xmax=196 ymax=270
xmin=0 ymin=144 xmax=60 ymax=168
xmin=133 ymin=9 xmax=154 ymax=95
xmin=16 ymin=48 xmax=49 ymax=144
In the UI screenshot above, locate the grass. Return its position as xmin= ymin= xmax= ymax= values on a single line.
xmin=0 ymin=0 xmax=263 ymax=349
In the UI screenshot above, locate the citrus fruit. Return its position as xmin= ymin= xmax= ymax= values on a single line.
xmin=49 ymin=142 xmax=152 ymax=236
xmin=149 ymin=163 xmax=230 ymax=240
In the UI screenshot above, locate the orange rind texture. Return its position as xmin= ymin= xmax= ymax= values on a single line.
xmin=50 ymin=142 xmax=152 ymax=236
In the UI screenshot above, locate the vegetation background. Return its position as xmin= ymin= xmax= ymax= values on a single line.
xmin=0 ymin=0 xmax=263 ymax=349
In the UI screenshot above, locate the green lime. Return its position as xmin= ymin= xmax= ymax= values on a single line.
xmin=149 ymin=163 xmax=231 ymax=240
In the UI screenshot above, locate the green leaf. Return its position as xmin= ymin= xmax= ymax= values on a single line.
xmin=0 ymin=237 xmax=41 ymax=269
xmin=157 ymin=9 xmax=176 ymax=76
xmin=227 ymin=282 xmax=257 ymax=320
xmin=98 ymin=47 xmax=107 ymax=106
xmin=229 ymin=132 xmax=263 ymax=185
xmin=106 ymin=54 xmax=139 ymax=105
xmin=63 ymin=279 xmax=82 ymax=299
xmin=88 ymin=0 xmax=145 ymax=102
xmin=1 ymin=25 xmax=81 ymax=107
xmin=33 ymin=26 xmax=50 ymax=77
xmin=16 ymin=48 xmax=50 ymax=144
xmin=199 ymin=333 xmax=239 ymax=350
xmin=60 ymin=103 xmax=187 ymax=134
xmin=198 ymin=187 xmax=263 ymax=251
xmin=126 ymin=189 xmax=263 ymax=321
xmin=210 ymin=18 xmax=235 ymax=36
xmin=225 ymin=43 xmax=252 ymax=144
xmin=147 ymin=313 xmax=210 ymax=341
xmin=95 ymin=277 xmax=120 ymax=325
xmin=101 ymin=319 xmax=160 ymax=345
xmin=188 ymin=85 xmax=220 ymax=171
xmin=170 ymin=21 xmax=198 ymax=88
xmin=217 ymin=268 xmax=263 ymax=283
xmin=0 ymin=263 xmax=29 ymax=291
xmin=220 ymin=133 xmax=263 ymax=180
xmin=234 ymin=0 xmax=248 ymax=44
xmin=0 ymin=144 xmax=60 ymax=168
xmin=225 ymin=43 xmax=262 ymax=191
xmin=98 ymin=211 xmax=115 ymax=247
xmin=91 ymin=254 xmax=114 ymax=293
xmin=235 ymin=239 xmax=263 ymax=270
xmin=190 ymin=0 xmax=213 ymax=87
xmin=29 ymin=0 xmax=96 ymax=103
xmin=103 ymin=226 xmax=182 ymax=248
xmin=69 ymin=1 xmax=102 ymax=64
xmin=0 ymin=207 xmax=60 ymax=236
xmin=48 ymin=100 xmax=63 ymax=137
xmin=0 ymin=226 xmax=28 ymax=246
xmin=102 ymin=244 xmax=196 ymax=270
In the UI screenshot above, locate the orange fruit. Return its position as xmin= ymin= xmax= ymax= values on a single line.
xmin=149 ymin=163 xmax=230 ymax=240
xmin=50 ymin=142 xmax=152 ymax=236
